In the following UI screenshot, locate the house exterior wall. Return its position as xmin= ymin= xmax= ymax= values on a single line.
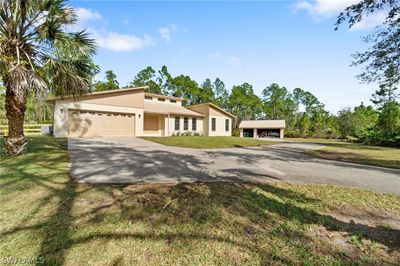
xmin=208 ymin=115 xmax=232 ymax=136
xmin=187 ymin=105 xmax=233 ymax=136
xmin=145 ymin=95 xmax=183 ymax=106
xmin=167 ymin=115 xmax=204 ymax=136
xmin=52 ymin=90 xmax=236 ymax=138
xmin=53 ymin=101 xmax=144 ymax=137
xmin=79 ymin=90 xmax=144 ymax=109
xmin=209 ymin=106 xmax=226 ymax=117
xmin=186 ymin=105 xmax=210 ymax=116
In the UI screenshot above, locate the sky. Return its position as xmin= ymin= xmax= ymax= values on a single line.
xmin=70 ymin=0 xmax=385 ymax=113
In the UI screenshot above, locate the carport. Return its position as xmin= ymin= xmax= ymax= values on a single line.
xmin=239 ymin=120 xmax=286 ymax=139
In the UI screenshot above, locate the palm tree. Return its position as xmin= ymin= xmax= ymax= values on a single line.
xmin=0 ymin=0 xmax=96 ymax=156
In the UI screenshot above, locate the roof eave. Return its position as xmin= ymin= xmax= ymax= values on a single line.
xmin=187 ymin=103 xmax=236 ymax=119
xmin=144 ymin=110 xmax=205 ymax=117
xmin=46 ymin=86 xmax=148 ymax=102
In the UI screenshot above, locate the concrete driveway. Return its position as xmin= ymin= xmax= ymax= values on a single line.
xmin=68 ymin=138 xmax=400 ymax=195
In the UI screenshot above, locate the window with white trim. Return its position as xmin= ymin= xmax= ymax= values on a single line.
xmin=175 ymin=116 xmax=180 ymax=130
xmin=192 ymin=117 xmax=197 ymax=130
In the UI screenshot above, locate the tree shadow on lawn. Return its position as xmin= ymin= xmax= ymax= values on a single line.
xmin=1 ymin=138 xmax=400 ymax=265
xmin=3 ymin=180 xmax=400 ymax=265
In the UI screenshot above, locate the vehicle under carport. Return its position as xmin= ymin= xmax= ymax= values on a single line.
xmin=239 ymin=120 xmax=286 ymax=139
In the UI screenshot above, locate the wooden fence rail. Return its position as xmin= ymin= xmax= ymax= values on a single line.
xmin=0 ymin=124 xmax=52 ymax=136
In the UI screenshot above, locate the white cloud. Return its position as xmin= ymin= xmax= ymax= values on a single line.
xmin=73 ymin=7 xmax=153 ymax=52
xmin=293 ymin=0 xmax=359 ymax=20
xmin=75 ymin=7 xmax=102 ymax=23
xmin=158 ymin=27 xmax=171 ymax=41
xmin=158 ymin=25 xmax=178 ymax=42
xmin=350 ymin=11 xmax=386 ymax=30
xmin=93 ymin=31 xmax=153 ymax=52
xmin=293 ymin=0 xmax=385 ymax=30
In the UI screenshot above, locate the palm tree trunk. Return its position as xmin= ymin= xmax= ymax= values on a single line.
xmin=5 ymin=89 xmax=28 ymax=156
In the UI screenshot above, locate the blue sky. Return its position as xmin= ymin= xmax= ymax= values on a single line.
xmin=70 ymin=0 xmax=384 ymax=113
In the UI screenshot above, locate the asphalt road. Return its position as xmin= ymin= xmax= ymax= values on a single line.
xmin=68 ymin=138 xmax=400 ymax=195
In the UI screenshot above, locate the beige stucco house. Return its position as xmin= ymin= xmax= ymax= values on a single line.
xmin=239 ymin=120 xmax=285 ymax=139
xmin=48 ymin=86 xmax=235 ymax=138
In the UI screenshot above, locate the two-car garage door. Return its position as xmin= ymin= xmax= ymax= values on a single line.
xmin=68 ymin=110 xmax=135 ymax=138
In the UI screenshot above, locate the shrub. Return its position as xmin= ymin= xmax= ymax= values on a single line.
xmin=345 ymin=136 xmax=359 ymax=143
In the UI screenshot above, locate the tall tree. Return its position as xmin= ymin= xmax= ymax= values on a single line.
xmin=0 ymin=86 xmax=5 ymax=125
xmin=94 ymin=70 xmax=119 ymax=92
xmin=130 ymin=66 xmax=161 ymax=94
xmin=337 ymin=103 xmax=378 ymax=138
xmin=292 ymin=88 xmax=329 ymax=137
xmin=0 ymin=0 xmax=96 ymax=155
xmin=372 ymin=64 xmax=399 ymax=106
xmin=336 ymin=0 xmax=399 ymax=85
xmin=262 ymin=83 xmax=294 ymax=119
xmin=212 ymin=78 xmax=229 ymax=109
xmin=229 ymin=83 xmax=262 ymax=126
xmin=377 ymin=101 xmax=400 ymax=136
xmin=197 ymin=79 xmax=215 ymax=104
xmin=293 ymin=88 xmax=322 ymax=113
xmin=172 ymin=74 xmax=199 ymax=106
xmin=261 ymin=83 xmax=298 ymax=135
xmin=157 ymin=65 xmax=175 ymax=95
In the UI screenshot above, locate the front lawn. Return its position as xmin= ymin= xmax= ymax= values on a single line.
xmin=1 ymin=136 xmax=399 ymax=265
xmin=141 ymin=136 xmax=277 ymax=149
xmin=287 ymin=138 xmax=400 ymax=169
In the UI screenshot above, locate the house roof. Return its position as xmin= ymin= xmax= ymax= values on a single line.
xmin=187 ymin=103 xmax=236 ymax=118
xmin=144 ymin=101 xmax=205 ymax=117
xmin=145 ymin=93 xmax=183 ymax=101
xmin=46 ymin=86 xmax=147 ymax=103
xmin=239 ymin=120 xmax=286 ymax=129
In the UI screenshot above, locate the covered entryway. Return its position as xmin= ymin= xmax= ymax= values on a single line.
xmin=143 ymin=114 xmax=164 ymax=136
xmin=68 ymin=110 xmax=135 ymax=138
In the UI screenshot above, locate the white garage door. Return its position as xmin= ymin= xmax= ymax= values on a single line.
xmin=68 ymin=110 xmax=135 ymax=138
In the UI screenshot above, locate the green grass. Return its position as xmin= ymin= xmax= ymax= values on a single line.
xmin=1 ymin=136 xmax=400 ymax=265
xmin=141 ymin=136 xmax=277 ymax=149
xmin=287 ymin=138 xmax=400 ymax=169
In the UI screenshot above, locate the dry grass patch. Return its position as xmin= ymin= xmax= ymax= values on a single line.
xmin=287 ymin=138 xmax=400 ymax=169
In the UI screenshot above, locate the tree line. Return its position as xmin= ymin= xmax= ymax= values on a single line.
xmin=1 ymin=0 xmax=398 ymax=156
xmin=1 ymin=63 xmax=398 ymax=146
xmin=92 ymin=65 xmax=399 ymax=146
